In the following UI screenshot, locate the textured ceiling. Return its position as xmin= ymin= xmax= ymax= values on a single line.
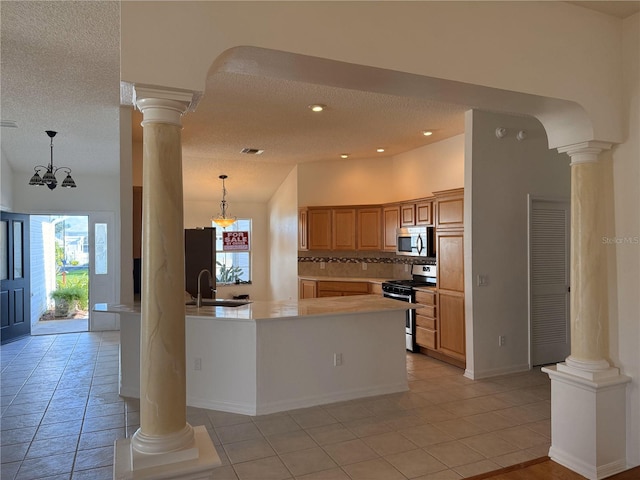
xmin=1 ymin=1 xmax=120 ymax=177
xmin=2 ymin=1 xmax=637 ymax=204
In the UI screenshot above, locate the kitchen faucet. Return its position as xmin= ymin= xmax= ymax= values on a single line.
xmin=196 ymin=269 xmax=215 ymax=307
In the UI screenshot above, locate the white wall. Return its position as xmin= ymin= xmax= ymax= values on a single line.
xmin=464 ymin=110 xmax=571 ymax=379
xmin=268 ymin=166 xmax=298 ymax=301
xmin=0 ymin=151 xmax=14 ymax=212
xmin=614 ymin=12 xmax=640 ymax=466
xmin=184 ymin=200 xmax=269 ymax=301
xmin=298 ymin=135 xmax=465 ymax=206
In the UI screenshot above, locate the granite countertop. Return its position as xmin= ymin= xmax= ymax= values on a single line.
xmin=94 ymin=295 xmax=418 ymax=321
xmin=298 ymin=275 xmax=389 ymax=284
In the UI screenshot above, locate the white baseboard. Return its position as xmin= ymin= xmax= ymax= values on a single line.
xmin=550 ymin=446 xmax=628 ymax=480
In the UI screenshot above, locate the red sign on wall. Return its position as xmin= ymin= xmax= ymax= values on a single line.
xmin=223 ymin=231 xmax=249 ymax=251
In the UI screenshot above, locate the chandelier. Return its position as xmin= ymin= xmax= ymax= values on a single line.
xmin=29 ymin=130 xmax=77 ymax=190
xmin=211 ymin=174 xmax=236 ymax=228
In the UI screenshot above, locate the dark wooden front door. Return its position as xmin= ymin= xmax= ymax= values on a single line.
xmin=1 ymin=213 xmax=31 ymax=344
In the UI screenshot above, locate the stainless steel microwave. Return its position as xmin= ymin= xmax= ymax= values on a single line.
xmin=396 ymin=226 xmax=435 ymax=257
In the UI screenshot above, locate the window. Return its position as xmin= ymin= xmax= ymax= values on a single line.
xmin=214 ymin=219 xmax=251 ymax=284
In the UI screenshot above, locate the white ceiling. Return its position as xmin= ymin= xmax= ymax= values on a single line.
xmin=2 ymin=1 xmax=638 ymax=204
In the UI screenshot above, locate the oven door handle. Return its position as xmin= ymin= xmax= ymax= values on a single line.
xmin=416 ymin=234 xmax=424 ymax=255
xmin=383 ymin=291 xmax=413 ymax=302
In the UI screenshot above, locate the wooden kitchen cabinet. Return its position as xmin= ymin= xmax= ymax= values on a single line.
xmin=400 ymin=203 xmax=416 ymax=226
xmin=317 ymin=281 xmax=370 ymax=297
xmin=308 ymin=208 xmax=332 ymax=250
xmin=383 ymin=205 xmax=400 ymax=251
xmin=299 ymin=279 xmax=317 ymax=299
xmin=436 ymin=228 xmax=465 ymax=367
xmin=434 ymin=188 xmax=464 ymax=230
xmin=332 ymin=208 xmax=357 ymax=250
xmin=357 ymin=207 xmax=382 ymax=250
xmin=415 ymin=288 xmax=437 ymax=350
xmin=415 ymin=200 xmax=433 ymax=225
xmin=298 ymin=208 xmax=308 ymax=251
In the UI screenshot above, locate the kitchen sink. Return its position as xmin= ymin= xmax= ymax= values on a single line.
xmin=185 ymin=299 xmax=251 ymax=308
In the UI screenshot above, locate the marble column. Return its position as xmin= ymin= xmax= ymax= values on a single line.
xmin=114 ymin=86 xmax=220 ymax=479
xmin=542 ymin=141 xmax=630 ymax=480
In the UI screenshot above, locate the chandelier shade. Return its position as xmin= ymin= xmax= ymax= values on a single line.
xmin=29 ymin=130 xmax=77 ymax=190
xmin=211 ymin=174 xmax=236 ymax=228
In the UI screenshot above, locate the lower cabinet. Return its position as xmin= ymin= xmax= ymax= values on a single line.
xmin=299 ymin=280 xmax=373 ymax=299
xmin=299 ymin=279 xmax=317 ymax=299
xmin=437 ymin=291 xmax=465 ymax=363
xmin=415 ymin=289 xmax=437 ymax=350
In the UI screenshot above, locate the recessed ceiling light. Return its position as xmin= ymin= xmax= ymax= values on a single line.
xmin=376 ymin=148 xmax=385 ymax=153
xmin=422 ymin=130 xmax=433 ymax=136
xmin=240 ymin=148 xmax=264 ymax=155
xmin=308 ymin=104 xmax=326 ymax=112
xmin=340 ymin=154 xmax=349 ymax=159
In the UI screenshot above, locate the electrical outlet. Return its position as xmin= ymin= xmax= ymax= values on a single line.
xmin=194 ymin=358 xmax=202 ymax=370
xmin=362 ymin=262 xmax=367 ymax=271
xmin=477 ymin=275 xmax=489 ymax=286
xmin=333 ymin=353 xmax=343 ymax=366
xmin=320 ymin=261 xmax=326 ymax=270
xmin=498 ymin=335 xmax=506 ymax=347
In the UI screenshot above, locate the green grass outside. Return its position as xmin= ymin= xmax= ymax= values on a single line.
xmin=56 ymin=267 xmax=89 ymax=310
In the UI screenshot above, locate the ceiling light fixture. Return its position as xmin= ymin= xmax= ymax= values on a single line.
xmin=376 ymin=148 xmax=385 ymax=153
xmin=29 ymin=131 xmax=77 ymax=190
xmin=211 ymin=174 xmax=236 ymax=228
xmin=308 ymin=104 xmax=326 ymax=113
xmin=422 ymin=130 xmax=433 ymax=136
xmin=340 ymin=154 xmax=349 ymax=159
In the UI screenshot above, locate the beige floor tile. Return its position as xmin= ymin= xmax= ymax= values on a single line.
xmin=254 ymin=415 xmax=301 ymax=436
xmin=209 ymin=464 xmax=239 ymax=480
xmin=452 ymin=459 xmax=501 ymax=477
xmin=384 ymin=448 xmax=448 ymax=478
xmin=342 ymin=417 xmax=393 ymax=438
xmin=279 ymin=446 xmax=338 ymax=477
xmin=496 ymin=425 xmax=550 ymax=449
xmin=431 ymin=418 xmax=486 ymax=439
xmin=363 ymin=431 xmax=419 ymax=456
xmin=266 ymin=430 xmax=318 ymax=454
xmin=491 ymin=447 xmax=544 ymax=467
xmin=291 ymin=409 xmax=338 ymax=429
xmin=462 ymin=411 xmax=519 ymax=432
xmin=425 ymin=440 xmax=485 ymax=468
xmin=411 ymin=406 xmax=458 ymax=423
xmin=223 ymin=437 xmax=277 ymax=464
xmin=412 ymin=469 xmax=463 ymax=480
xmin=216 ymin=422 xmax=263 ymax=444
xmin=323 ymin=404 xmax=373 ymax=423
xmin=233 ymin=455 xmax=292 ymax=480
xmin=459 ymin=431 xmax=520 ymax=458
xmin=322 ymin=438 xmax=378 ymax=466
xmin=295 ymin=467 xmax=351 ymax=480
xmin=342 ymin=457 xmax=407 ymax=480
xmin=525 ymin=419 xmax=551 ymax=438
xmin=399 ymin=424 xmax=455 ymax=447
xmin=306 ymin=423 xmax=356 ymax=446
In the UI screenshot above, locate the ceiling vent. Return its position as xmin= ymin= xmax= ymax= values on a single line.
xmin=240 ymin=148 xmax=264 ymax=155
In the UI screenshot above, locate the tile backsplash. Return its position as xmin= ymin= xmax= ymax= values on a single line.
xmin=298 ymin=251 xmax=417 ymax=279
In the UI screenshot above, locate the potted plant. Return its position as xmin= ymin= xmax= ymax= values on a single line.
xmin=51 ymin=285 xmax=84 ymax=317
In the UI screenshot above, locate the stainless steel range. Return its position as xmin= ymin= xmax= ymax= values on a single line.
xmin=382 ymin=263 xmax=437 ymax=352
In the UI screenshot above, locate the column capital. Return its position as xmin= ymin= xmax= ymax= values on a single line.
xmin=557 ymin=141 xmax=612 ymax=165
xmin=133 ymin=85 xmax=201 ymax=127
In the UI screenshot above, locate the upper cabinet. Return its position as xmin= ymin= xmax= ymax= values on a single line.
xmin=308 ymin=208 xmax=332 ymax=250
xmin=357 ymin=207 xmax=382 ymax=250
xmin=401 ymin=200 xmax=433 ymax=226
xmin=298 ymin=208 xmax=308 ymax=251
xmin=332 ymin=208 xmax=357 ymax=250
xmin=434 ymin=188 xmax=464 ymax=230
xmin=383 ymin=205 xmax=400 ymax=251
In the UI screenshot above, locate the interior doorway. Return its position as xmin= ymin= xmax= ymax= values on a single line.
xmin=30 ymin=215 xmax=89 ymax=335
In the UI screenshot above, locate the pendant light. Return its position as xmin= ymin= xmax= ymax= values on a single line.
xmin=29 ymin=130 xmax=77 ymax=190
xmin=211 ymin=174 xmax=236 ymax=228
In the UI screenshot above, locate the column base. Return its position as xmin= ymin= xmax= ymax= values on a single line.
xmin=113 ymin=425 xmax=222 ymax=480
xmin=542 ymin=364 xmax=631 ymax=480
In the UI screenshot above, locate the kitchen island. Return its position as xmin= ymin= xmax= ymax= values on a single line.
xmin=96 ymin=295 xmax=413 ymax=415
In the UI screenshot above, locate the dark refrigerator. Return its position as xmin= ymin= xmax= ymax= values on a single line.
xmin=185 ymin=227 xmax=216 ymax=299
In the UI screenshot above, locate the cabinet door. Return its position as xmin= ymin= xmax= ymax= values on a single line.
xmin=435 ymin=189 xmax=464 ymax=230
xmin=299 ymin=280 xmax=317 ymax=299
xmin=400 ymin=204 xmax=416 ymax=226
xmin=357 ymin=207 xmax=382 ymax=250
xmin=332 ymin=209 xmax=356 ymax=250
xmin=383 ymin=206 xmax=400 ymax=251
xmin=438 ymin=291 xmax=465 ymax=362
xmin=437 ymin=232 xmax=464 ymax=293
xmin=415 ymin=201 xmax=433 ymax=225
xmin=298 ymin=209 xmax=308 ymax=251
xmin=308 ymin=209 xmax=332 ymax=250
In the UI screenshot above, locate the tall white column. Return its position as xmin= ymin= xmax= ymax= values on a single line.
xmin=542 ymin=141 xmax=630 ymax=480
xmin=114 ymin=86 xmax=220 ymax=479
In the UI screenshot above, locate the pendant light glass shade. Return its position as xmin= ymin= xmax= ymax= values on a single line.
xmin=211 ymin=174 xmax=236 ymax=228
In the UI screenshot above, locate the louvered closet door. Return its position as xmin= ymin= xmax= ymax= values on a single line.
xmin=530 ymin=199 xmax=571 ymax=366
